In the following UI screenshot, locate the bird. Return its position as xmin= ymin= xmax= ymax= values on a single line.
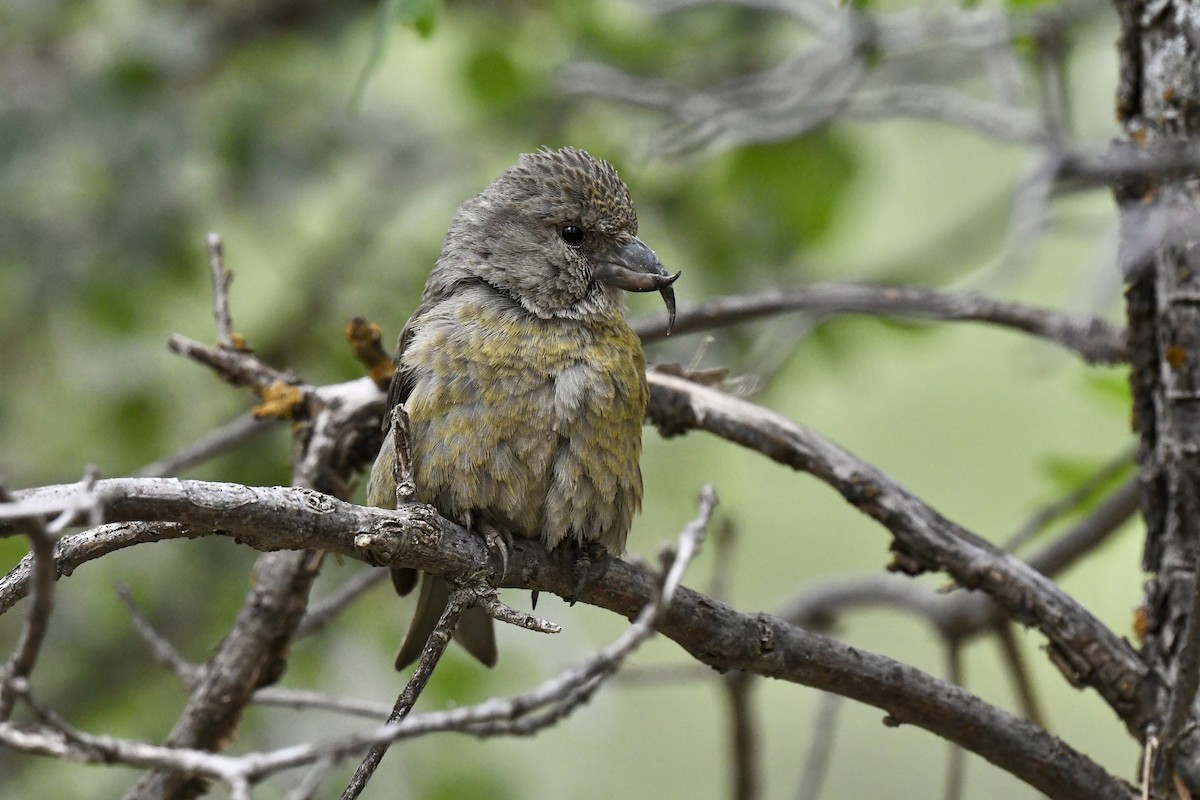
xmin=367 ymin=146 xmax=678 ymax=670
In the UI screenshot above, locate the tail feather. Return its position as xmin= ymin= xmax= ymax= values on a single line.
xmin=394 ymin=574 xmax=497 ymax=670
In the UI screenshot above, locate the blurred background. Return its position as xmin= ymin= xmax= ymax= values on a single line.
xmin=0 ymin=0 xmax=1138 ymax=797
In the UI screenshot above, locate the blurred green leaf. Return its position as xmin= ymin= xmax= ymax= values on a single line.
xmin=464 ymin=47 xmax=520 ymax=107
xmin=389 ymin=0 xmax=441 ymax=37
xmin=1037 ymin=454 xmax=1135 ymax=517
xmin=1041 ymin=456 xmax=1103 ymax=490
xmin=1083 ymin=370 xmax=1133 ymax=413
xmin=427 ymin=771 xmax=515 ymax=800
xmin=660 ymin=133 xmax=856 ymax=289
xmin=350 ymin=0 xmax=443 ymax=109
xmin=1005 ymin=0 xmax=1057 ymax=8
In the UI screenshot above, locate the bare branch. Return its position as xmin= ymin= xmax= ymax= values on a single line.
xmin=133 ymin=413 xmax=273 ymax=479
xmin=995 ymin=621 xmax=1045 ymax=727
xmin=123 ymin=549 xmax=325 ymax=800
xmin=1153 ymin=564 xmax=1200 ymax=788
xmin=117 ymin=584 xmax=202 ymax=685
xmin=561 ymin=3 xmax=1072 ymax=152
xmin=794 ymin=692 xmax=843 ymax=800
xmin=283 ymin=756 xmax=337 ymax=800
xmin=633 ymin=281 xmax=1127 ymax=364
xmin=645 ymin=370 xmax=1156 ymax=737
xmin=251 ymin=687 xmax=392 ymax=721
xmin=167 ymin=332 xmax=304 ymax=404
xmin=0 ymin=475 xmax=1133 ymax=797
xmin=1004 ymin=448 xmax=1135 ymax=552
xmin=943 ymin=644 xmax=966 ymax=800
xmin=0 ymin=489 xmax=56 ymax=720
xmin=0 ymin=522 xmax=198 ymax=615
xmin=206 ymin=232 xmax=236 ymax=349
xmin=724 ymin=673 xmax=759 ymax=800
xmin=477 ymin=591 xmax=562 ymax=634
xmin=124 ymin=274 xmax=387 ymax=798
xmin=296 ymin=568 xmax=388 ymax=639
xmin=389 ymin=404 xmax=416 ymax=505
xmin=0 ymin=493 xmax=718 ymax=796
xmin=769 ymin=474 xmax=1139 ymax=665
xmin=341 ymin=586 xmax=469 ymax=799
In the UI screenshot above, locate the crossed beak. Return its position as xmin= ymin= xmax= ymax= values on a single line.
xmin=594 ymin=238 xmax=681 ymax=334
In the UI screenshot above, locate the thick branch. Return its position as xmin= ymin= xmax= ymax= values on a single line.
xmin=0 ymin=478 xmax=1134 ymax=799
xmin=644 ymin=370 xmax=1157 ymax=735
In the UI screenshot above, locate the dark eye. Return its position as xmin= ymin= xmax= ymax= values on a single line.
xmin=560 ymin=225 xmax=585 ymax=246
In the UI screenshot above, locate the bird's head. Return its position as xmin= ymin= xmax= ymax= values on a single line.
xmin=430 ymin=147 xmax=678 ymax=331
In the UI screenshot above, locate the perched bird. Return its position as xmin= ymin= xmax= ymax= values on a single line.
xmin=368 ymin=147 xmax=678 ymax=669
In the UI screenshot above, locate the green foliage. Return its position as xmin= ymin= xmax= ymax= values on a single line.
xmin=653 ymin=134 xmax=857 ymax=291
xmin=389 ymin=0 xmax=442 ymax=38
xmin=1084 ymin=369 xmax=1135 ymax=413
xmin=425 ymin=770 xmax=515 ymax=800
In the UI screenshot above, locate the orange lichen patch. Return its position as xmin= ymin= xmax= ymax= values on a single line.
xmin=253 ymin=382 xmax=304 ymax=419
xmin=345 ymin=316 xmax=394 ymax=387
xmin=1133 ymin=605 xmax=1148 ymax=643
xmin=229 ymin=332 xmax=249 ymax=351
xmin=1166 ymin=345 xmax=1186 ymax=369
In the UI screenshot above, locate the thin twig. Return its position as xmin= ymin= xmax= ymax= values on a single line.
xmin=994 ymin=621 xmax=1044 ymax=727
xmin=282 ymin=756 xmax=338 ymax=800
xmin=1004 ymin=447 xmax=1135 ymax=552
xmin=795 ymin=692 xmax=844 ymax=800
xmin=1142 ymin=735 xmax=1158 ymax=800
xmin=206 ymin=232 xmax=235 ymax=349
xmin=476 ymin=590 xmax=562 ymax=634
xmin=296 ymin=568 xmax=388 ymax=639
xmin=0 ymin=521 xmax=197 ymax=615
xmin=117 ymin=584 xmax=203 ymax=685
xmin=389 ymin=405 xmax=416 ymax=505
xmin=725 ymin=673 xmax=759 ymax=800
xmin=707 ymin=517 xmax=738 ymax=601
xmin=252 ymin=687 xmax=393 ymax=721
xmin=0 ymin=485 xmax=60 ymax=721
xmin=340 ymin=586 xmax=470 ymax=799
xmin=943 ymin=643 xmax=966 ymax=800
xmin=1025 ymin=477 xmax=1140 ymax=578
xmin=133 ymin=413 xmax=273 ymax=479
xmin=633 ymin=281 xmax=1127 ymax=364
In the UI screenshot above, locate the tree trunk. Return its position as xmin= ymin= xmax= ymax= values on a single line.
xmin=1116 ymin=0 xmax=1200 ymax=792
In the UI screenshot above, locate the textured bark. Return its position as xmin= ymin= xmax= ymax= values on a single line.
xmin=121 ymin=378 xmax=384 ymax=799
xmin=0 ymin=479 xmax=1136 ymax=799
xmin=1115 ymin=0 xmax=1200 ymax=791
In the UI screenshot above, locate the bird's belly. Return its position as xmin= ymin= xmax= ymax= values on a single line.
xmin=405 ymin=311 xmax=646 ymax=552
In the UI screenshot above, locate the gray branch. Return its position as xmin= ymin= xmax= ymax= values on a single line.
xmin=0 ymin=472 xmax=1132 ymax=798
xmin=632 ymin=281 xmax=1127 ymax=363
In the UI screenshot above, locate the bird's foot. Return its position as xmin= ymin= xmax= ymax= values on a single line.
xmin=479 ymin=521 xmax=512 ymax=584
xmin=568 ymin=541 xmax=610 ymax=606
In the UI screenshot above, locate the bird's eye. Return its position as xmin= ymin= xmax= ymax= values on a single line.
xmin=560 ymin=225 xmax=585 ymax=246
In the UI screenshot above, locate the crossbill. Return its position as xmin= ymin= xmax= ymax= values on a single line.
xmin=368 ymin=147 xmax=678 ymax=669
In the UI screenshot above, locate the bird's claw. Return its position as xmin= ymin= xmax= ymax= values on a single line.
xmin=568 ymin=541 xmax=609 ymax=606
xmin=480 ymin=522 xmax=512 ymax=584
